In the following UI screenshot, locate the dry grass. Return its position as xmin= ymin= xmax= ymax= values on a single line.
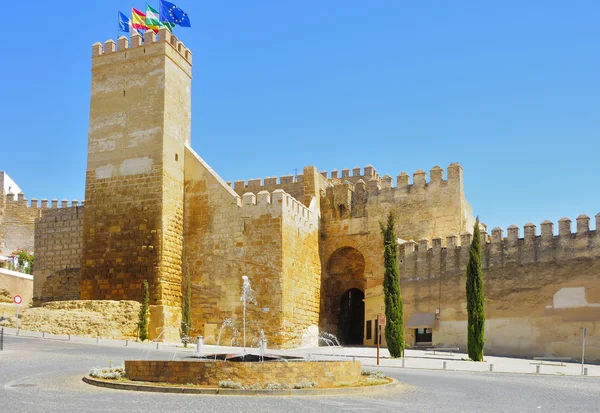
xmin=0 ymin=300 xmax=140 ymax=339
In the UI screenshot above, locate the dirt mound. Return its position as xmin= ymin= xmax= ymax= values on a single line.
xmin=0 ymin=300 xmax=141 ymax=339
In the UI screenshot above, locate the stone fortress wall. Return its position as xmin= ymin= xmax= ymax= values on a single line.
xmin=34 ymin=202 xmax=83 ymax=303
xmin=80 ymin=28 xmax=192 ymax=341
xmin=317 ymin=163 xmax=475 ymax=337
xmin=0 ymin=173 xmax=83 ymax=305
xmin=399 ymin=215 xmax=600 ymax=360
xmin=2 ymin=28 xmax=598 ymax=360
xmin=183 ymin=147 xmax=321 ymax=347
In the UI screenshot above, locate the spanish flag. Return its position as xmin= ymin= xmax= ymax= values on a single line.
xmin=132 ymin=8 xmax=149 ymax=32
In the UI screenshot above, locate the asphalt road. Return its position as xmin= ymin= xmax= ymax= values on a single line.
xmin=1 ymin=335 xmax=598 ymax=413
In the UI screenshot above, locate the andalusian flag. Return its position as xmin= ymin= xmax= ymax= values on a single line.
xmin=146 ymin=4 xmax=174 ymax=33
xmin=132 ymin=7 xmax=149 ymax=32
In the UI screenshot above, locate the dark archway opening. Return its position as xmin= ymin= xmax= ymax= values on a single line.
xmin=339 ymin=288 xmax=365 ymax=345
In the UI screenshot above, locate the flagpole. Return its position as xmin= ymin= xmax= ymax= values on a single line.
xmin=117 ymin=10 xmax=120 ymax=41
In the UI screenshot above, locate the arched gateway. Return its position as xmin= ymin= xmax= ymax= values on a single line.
xmin=322 ymin=247 xmax=366 ymax=345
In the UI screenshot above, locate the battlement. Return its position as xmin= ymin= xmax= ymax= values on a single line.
xmin=91 ymin=26 xmax=192 ymax=65
xmin=326 ymin=163 xmax=462 ymax=194
xmin=240 ymin=189 xmax=317 ymax=229
xmin=4 ymin=193 xmax=83 ymax=209
xmin=233 ymin=174 xmax=304 ymax=192
xmin=321 ymin=164 xmax=381 ymax=181
xmin=400 ymin=213 xmax=600 ymax=279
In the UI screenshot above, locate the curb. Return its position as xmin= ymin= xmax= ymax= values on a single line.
xmin=82 ymin=376 xmax=403 ymax=396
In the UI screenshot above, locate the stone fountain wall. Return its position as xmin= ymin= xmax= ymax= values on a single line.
xmin=125 ymin=360 xmax=361 ymax=387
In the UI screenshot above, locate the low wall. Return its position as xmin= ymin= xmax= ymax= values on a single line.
xmin=125 ymin=360 xmax=361 ymax=387
xmin=0 ymin=268 xmax=33 ymax=304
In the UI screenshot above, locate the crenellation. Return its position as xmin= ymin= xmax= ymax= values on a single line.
xmin=91 ymin=27 xmax=192 ymax=64
xmin=413 ymin=170 xmax=426 ymax=188
xmin=17 ymin=193 xmax=25 ymax=202
xmin=61 ymin=199 xmax=69 ymax=208
xmin=558 ymin=217 xmax=571 ymax=236
xmin=256 ymin=190 xmax=271 ymax=205
xmin=144 ymin=30 xmax=156 ymax=44
xmin=381 ymin=174 xmax=392 ymax=189
xmin=446 ymin=234 xmax=458 ymax=249
xmin=320 ymin=171 xmax=328 ymax=179
xmin=430 ymin=165 xmax=443 ymax=184
xmin=131 ymin=32 xmax=142 ymax=48
xmin=364 ymin=165 xmax=376 ymax=177
xmin=401 ymin=215 xmax=600 ymax=275
xmin=341 ymin=168 xmax=350 ymax=178
xmin=264 ymin=177 xmax=277 ymax=186
xmin=104 ymin=39 xmax=116 ymax=54
xmin=247 ymin=178 xmax=261 ymax=189
xmin=91 ymin=42 xmax=102 ymax=57
xmin=404 ymin=239 xmax=416 ymax=255
xmin=352 ymin=166 xmax=361 ymax=176
xmin=397 ymin=172 xmax=409 ymax=187
xmin=234 ymin=180 xmax=246 ymax=192
xmin=491 ymin=227 xmax=503 ymax=243
xmin=281 ymin=175 xmax=294 ymax=184
xmin=31 ymin=198 xmax=38 ymax=208
xmin=117 ymin=36 xmax=129 ymax=51
xmin=460 ymin=232 xmax=472 ymax=247
xmin=41 ymin=199 xmax=48 ymax=208
xmin=331 ymin=170 xmax=338 ymax=179
xmin=524 ymin=222 xmax=536 ymax=241
xmin=540 ymin=220 xmax=554 ymax=239
xmin=576 ymin=214 xmax=590 ymax=233
xmin=507 ymin=224 xmax=519 ymax=243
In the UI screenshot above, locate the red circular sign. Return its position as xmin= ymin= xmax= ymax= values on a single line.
xmin=13 ymin=295 xmax=22 ymax=305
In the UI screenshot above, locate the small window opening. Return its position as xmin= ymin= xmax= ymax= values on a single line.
xmin=366 ymin=320 xmax=372 ymax=340
xmin=175 ymin=153 xmax=179 ymax=162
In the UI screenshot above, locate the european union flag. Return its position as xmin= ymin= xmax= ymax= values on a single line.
xmin=160 ymin=0 xmax=191 ymax=27
xmin=118 ymin=11 xmax=130 ymax=33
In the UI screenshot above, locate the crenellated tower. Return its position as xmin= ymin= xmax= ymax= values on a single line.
xmin=80 ymin=28 xmax=192 ymax=340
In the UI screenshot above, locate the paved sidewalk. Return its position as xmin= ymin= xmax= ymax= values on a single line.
xmin=1 ymin=327 xmax=597 ymax=377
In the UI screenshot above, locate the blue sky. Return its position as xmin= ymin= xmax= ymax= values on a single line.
xmin=1 ymin=1 xmax=598 ymax=233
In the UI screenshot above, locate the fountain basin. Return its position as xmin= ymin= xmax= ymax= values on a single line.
xmin=125 ymin=360 xmax=361 ymax=387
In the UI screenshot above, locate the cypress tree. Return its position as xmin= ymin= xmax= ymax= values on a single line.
xmin=181 ymin=268 xmax=192 ymax=347
xmin=138 ymin=279 xmax=149 ymax=342
xmin=466 ymin=219 xmax=485 ymax=361
xmin=380 ymin=212 xmax=405 ymax=358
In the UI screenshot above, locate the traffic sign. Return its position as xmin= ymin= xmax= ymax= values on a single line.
xmin=378 ymin=314 xmax=387 ymax=326
xmin=13 ymin=295 xmax=22 ymax=305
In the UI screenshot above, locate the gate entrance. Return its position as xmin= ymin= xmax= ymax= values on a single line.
xmin=339 ymin=288 xmax=365 ymax=345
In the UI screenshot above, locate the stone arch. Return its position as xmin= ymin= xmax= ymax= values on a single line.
xmin=321 ymin=246 xmax=366 ymax=343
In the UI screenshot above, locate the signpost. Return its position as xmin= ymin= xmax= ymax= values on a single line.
xmin=377 ymin=314 xmax=386 ymax=366
xmin=13 ymin=295 xmax=22 ymax=333
xmin=581 ymin=327 xmax=587 ymax=375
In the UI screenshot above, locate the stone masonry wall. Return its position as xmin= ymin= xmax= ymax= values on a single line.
xmin=0 ymin=194 xmax=42 ymax=256
xmin=399 ymin=214 xmax=600 ymax=361
xmin=184 ymin=147 xmax=321 ymax=348
xmin=279 ymin=187 xmax=321 ymax=347
xmin=318 ymin=163 xmax=473 ymax=336
xmin=33 ymin=204 xmax=83 ymax=303
xmin=81 ymin=29 xmax=191 ymax=341
xmin=125 ymin=360 xmax=361 ymax=387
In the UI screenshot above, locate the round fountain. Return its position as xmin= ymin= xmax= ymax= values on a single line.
xmin=123 ymin=276 xmax=362 ymax=389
